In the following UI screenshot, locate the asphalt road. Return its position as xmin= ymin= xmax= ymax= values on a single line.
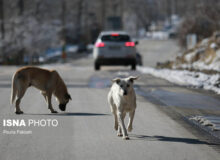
xmin=0 ymin=39 xmax=220 ymax=160
xmin=136 ymin=39 xmax=180 ymax=67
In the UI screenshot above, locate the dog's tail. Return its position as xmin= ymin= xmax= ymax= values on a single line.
xmin=11 ymin=73 xmax=17 ymax=104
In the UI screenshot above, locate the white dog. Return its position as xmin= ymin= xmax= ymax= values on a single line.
xmin=108 ymin=76 xmax=138 ymax=140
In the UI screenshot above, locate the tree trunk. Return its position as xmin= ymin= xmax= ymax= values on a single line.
xmin=18 ymin=0 xmax=24 ymax=15
xmin=0 ymin=0 xmax=5 ymax=39
xmin=61 ymin=0 xmax=66 ymax=41
xmin=101 ymin=0 xmax=105 ymax=30
xmin=76 ymin=0 xmax=83 ymax=43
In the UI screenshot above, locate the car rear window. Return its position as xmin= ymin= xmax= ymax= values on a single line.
xmin=101 ymin=34 xmax=130 ymax=42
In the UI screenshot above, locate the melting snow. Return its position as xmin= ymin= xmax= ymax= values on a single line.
xmin=210 ymin=42 xmax=217 ymax=49
xmin=138 ymin=66 xmax=220 ymax=94
xmin=190 ymin=116 xmax=220 ymax=131
xmin=184 ymin=51 xmax=196 ymax=62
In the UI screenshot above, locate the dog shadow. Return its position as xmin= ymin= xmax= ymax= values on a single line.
xmin=24 ymin=112 xmax=110 ymax=116
xmin=129 ymin=134 xmax=219 ymax=145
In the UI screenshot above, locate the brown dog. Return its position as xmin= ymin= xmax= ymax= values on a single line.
xmin=11 ymin=66 xmax=71 ymax=114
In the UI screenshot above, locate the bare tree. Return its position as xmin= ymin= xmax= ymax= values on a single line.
xmin=76 ymin=0 xmax=83 ymax=43
xmin=0 ymin=0 xmax=4 ymax=39
xmin=61 ymin=0 xmax=66 ymax=41
xmin=18 ymin=0 xmax=24 ymax=15
xmin=101 ymin=0 xmax=106 ymax=30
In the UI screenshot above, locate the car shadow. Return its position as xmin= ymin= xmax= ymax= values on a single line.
xmin=130 ymin=134 xmax=219 ymax=145
xmin=24 ymin=112 xmax=110 ymax=116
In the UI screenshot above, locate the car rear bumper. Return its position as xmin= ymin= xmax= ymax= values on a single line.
xmin=95 ymin=58 xmax=136 ymax=66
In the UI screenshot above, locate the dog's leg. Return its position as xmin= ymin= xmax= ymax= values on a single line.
xmin=117 ymin=111 xmax=129 ymax=140
xmin=117 ymin=112 xmax=126 ymax=136
xmin=41 ymin=91 xmax=47 ymax=102
xmin=112 ymin=106 xmax=118 ymax=131
xmin=114 ymin=112 xmax=119 ymax=131
xmin=109 ymin=97 xmax=119 ymax=131
xmin=46 ymin=93 xmax=58 ymax=113
xmin=15 ymin=86 xmax=27 ymax=114
xmin=128 ymin=110 xmax=135 ymax=132
xmin=117 ymin=126 xmax=122 ymax=137
xmin=15 ymin=98 xmax=24 ymax=114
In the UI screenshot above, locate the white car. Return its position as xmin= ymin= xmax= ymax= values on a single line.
xmin=93 ymin=31 xmax=138 ymax=70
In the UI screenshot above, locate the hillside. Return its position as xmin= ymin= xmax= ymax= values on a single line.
xmin=158 ymin=32 xmax=220 ymax=73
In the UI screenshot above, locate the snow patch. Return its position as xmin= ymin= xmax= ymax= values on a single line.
xmin=200 ymin=38 xmax=209 ymax=46
xmin=138 ymin=66 xmax=220 ymax=94
xmin=210 ymin=42 xmax=217 ymax=49
xmin=184 ymin=51 xmax=196 ymax=62
xmin=189 ymin=116 xmax=220 ymax=131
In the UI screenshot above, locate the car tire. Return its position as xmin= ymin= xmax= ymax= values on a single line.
xmin=94 ymin=63 xmax=100 ymax=71
xmin=131 ymin=64 xmax=136 ymax=70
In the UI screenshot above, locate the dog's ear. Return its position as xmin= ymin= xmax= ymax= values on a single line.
xmin=128 ymin=76 xmax=139 ymax=83
xmin=65 ymin=93 xmax=72 ymax=100
xmin=112 ymin=78 xmax=121 ymax=84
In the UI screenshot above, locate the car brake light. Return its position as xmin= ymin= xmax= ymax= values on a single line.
xmin=111 ymin=33 xmax=119 ymax=36
xmin=125 ymin=42 xmax=135 ymax=47
xmin=95 ymin=42 xmax=105 ymax=47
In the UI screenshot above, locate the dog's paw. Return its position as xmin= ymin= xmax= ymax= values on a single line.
xmin=51 ymin=110 xmax=58 ymax=114
xmin=15 ymin=111 xmax=24 ymax=114
xmin=117 ymin=133 xmax=123 ymax=137
xmin=123 ymin=136 xmax=130 ymax=140
xmin=127 ymin=126 xmax=133 ymax=132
